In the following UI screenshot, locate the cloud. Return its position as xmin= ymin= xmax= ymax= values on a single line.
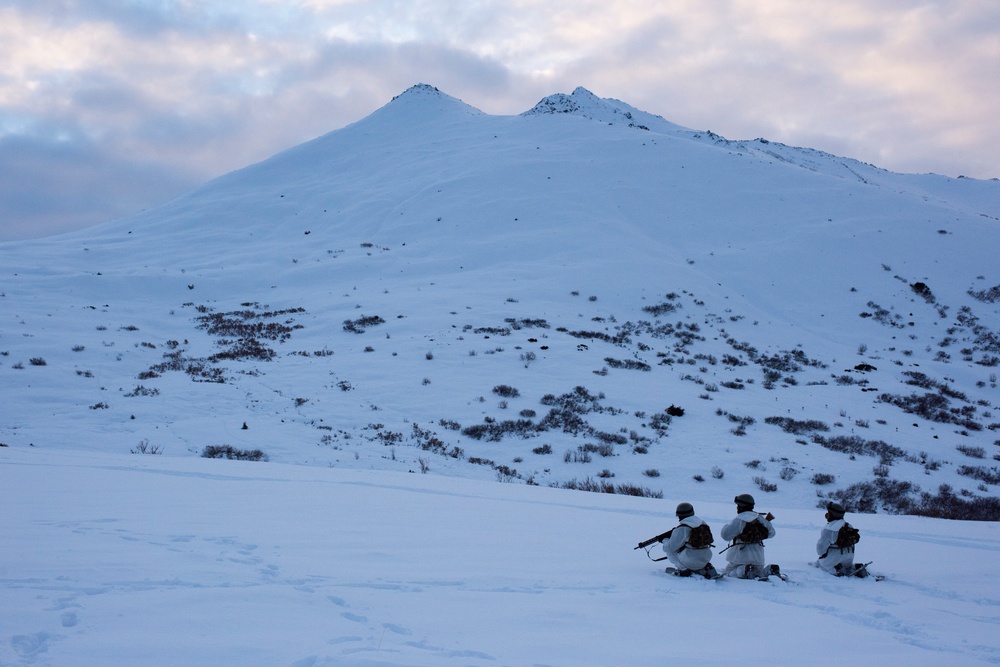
xmin=3 ymin=0 xmax=251 ymax=36
xmin=0 ymin=1 xmax=996 ymax=240
xmin=0 ymin=130 xmax=199 ymax=240
xmin=541 ymin=1 xmax=1000 ymax=177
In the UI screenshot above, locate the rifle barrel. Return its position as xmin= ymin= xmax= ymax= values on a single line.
xmin=635 ymin=529 xmax=672 ymax=550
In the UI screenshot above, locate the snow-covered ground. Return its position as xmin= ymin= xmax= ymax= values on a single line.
xmin=2 ymin=84 xmax=1000 ymax=664
xmin=4 ymin=446 xmax=1000 ymax=666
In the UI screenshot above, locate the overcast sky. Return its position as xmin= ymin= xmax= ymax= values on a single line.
xmin=2 ymin=0 xmax=997 ymax=241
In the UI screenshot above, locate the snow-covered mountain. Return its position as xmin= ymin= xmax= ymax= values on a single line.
xmin=3 ymin=83 xmax=1000 ymax=666
xmin=3 ymin=82 xmax=1000 ymax=515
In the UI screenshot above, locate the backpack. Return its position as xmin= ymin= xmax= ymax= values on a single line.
xmin=684 ymin=523 xmax=715 ymax=550
xmin=835 ymin=523 xmax=860 ymax=549
xmin=738 ymin=518 xmax=769 ymax=545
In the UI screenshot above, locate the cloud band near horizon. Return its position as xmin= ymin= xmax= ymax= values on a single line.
xmin=1 ymin=0 xmax=997 ymax=240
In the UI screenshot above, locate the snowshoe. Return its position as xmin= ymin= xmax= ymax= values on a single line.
xmin=736 ymin=564 xmax=770 ymax=581
xmin=854 ymin=562 xmax=885 ymax=580
xmin=665 ymin=566 xmax=723 ymax=580
xmin=833 ymin=561 xmax=883 ymax=580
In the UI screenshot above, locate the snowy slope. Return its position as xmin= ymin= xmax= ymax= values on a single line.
xmin=2 ymin=84 xmax=1000 ymax=502
xmin=4 ymin=447 xmax=1000 ymax=666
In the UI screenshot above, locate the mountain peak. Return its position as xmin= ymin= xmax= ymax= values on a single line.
xmin=382 ymin=83 xmax=482 ymax=115
xmin=522 ymin=87 xmax=596 ymax=116
xmin=348 ymin=83 xmax=484 ymax=131
xmin=391 ymin=83 xmax=446 ymax=101
xmin=521 ymin=86 xmax=686 ymax=133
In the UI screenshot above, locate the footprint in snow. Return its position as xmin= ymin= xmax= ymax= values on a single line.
xmin=341 ymin=612 xmax=367 ymax=623
xmin=10 ymin=631 xmax=51 ymax=660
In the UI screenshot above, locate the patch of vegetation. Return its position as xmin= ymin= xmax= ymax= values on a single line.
xmin=604 ymin=357 xmax=651 ymax=372
xmin=593 ymin=431 xmax=627 ymax=446
xmin=124 ymin=385 xmax=160 ymax=397
xmin=201 ymin=445 xmax=269 ymax=461
xmin=148 ymin=349 xmax=225 ymax=383
xmin=504 ymin=317 xmax=550 ymax=329
xmin=957 ymin=445 xmax=987 ymax=459
xmin=764 ymin=416 xmax=830 ymax=435
xmin=473 ymin=326 xmax=512 ymax=336
xmin=557 ymin=477 xmax=663 ymax=498
xmin=343 ymin=314 xmax=385 ymax=334
xmin=828 ymin=479 xmax=1000 ymax=521
xmin=957 ymin=465 xmax=1000 ymax=485
xmin=411 ymin=423 xmax=464 ymax=459
xmin=130 ymin=439 xmax=162 ymax=455
xmin=954 ymin=306 xmax=1000 ymax=366
xmin=197 ymin=305 xmax=305 ymax=360
xmin=642 ymin=294 xmax=681 ymax=317
xmin=468 ymin=457 xmax=496 ymax=467
xmin=779 ymin=466 xmax=798 ymax=481
xmin=811 ymin=434 xmax=909 ymax=465
xmin=879 ymin=391 xmax=982 ymax=431
xmin=968 ymin=284 xmax=1000 ymax=303
xmin=462 ymin=418 xmax=539 ymax=441
xmin=859 ymin=301 xmax=907 ymax=329
xmin=567 ymin=330 xmax=630 ymax=345
xmin=645 ymin=411 xmax=673 ymax=436
xmin=754 ymin=476 xmax=777 ymax=492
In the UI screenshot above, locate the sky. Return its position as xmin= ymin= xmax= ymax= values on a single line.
xmin=1 ymin=0 xmax=998 ymax=241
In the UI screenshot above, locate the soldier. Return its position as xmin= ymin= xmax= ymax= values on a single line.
xmin=816 ymin=501 xmax=868 ymax=577
xmin=720 ymin=493 xmax=779 ymax=579
xmin=662 ymin=502 xmax=718 ymax=579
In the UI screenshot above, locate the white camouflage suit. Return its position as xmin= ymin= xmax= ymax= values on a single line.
xmin=662 ymin=516 xmax=714 ymax=572
xmin=720 ymin=511 xmax=775 ymax=577
xmin=816 ymin=518 xmax=855 ymax=574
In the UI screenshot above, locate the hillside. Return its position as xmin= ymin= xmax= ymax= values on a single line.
xmin=2 ymin=83 xmax=1000 ymax=519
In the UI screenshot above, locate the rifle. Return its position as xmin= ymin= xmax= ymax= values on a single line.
xmin=635 ymin=528 xmax=673 ymax=551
